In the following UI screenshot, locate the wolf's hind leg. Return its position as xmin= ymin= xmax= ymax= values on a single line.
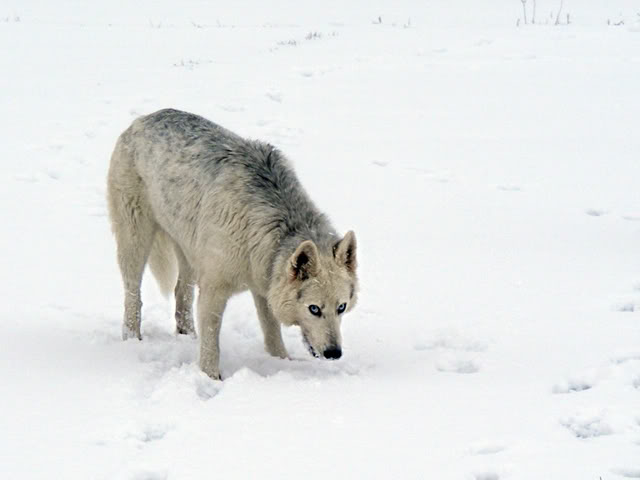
xmin=107 ymin=167 xmax=156 ymax=340
xmin=174 ymin=247 xmax=196 ymax=336
xmin=252 ymin=291 xmax=288 ymax=359
xmin=113 ymin=215 xmax=156 ymax=340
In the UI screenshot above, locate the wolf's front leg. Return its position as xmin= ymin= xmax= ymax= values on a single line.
xmin=197 ymin=285 xmax=230 ymax=380
xmin=252 ymin=291 xmax=288 ymax=359
xmin=123 ymin=291 xmax=142 ymax=340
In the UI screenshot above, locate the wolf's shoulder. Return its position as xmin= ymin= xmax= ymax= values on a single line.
xmin=140 ymin=108 xmax=217 ymax=130
xmin=136 ymin=108 xmax=241 ymax=142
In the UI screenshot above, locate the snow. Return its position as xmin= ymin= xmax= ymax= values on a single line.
xmin=1 ymin=1 xmax=640 ymax=478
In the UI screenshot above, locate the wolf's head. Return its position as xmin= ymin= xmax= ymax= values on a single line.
xmin=268 ymin=231 xmax=358 ymax=360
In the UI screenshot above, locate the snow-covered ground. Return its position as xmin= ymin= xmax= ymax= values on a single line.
xmin=1 ymin=1 xmax=640 ymax=478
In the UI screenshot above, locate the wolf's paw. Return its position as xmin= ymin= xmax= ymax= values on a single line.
xmin=266 ymin=346 xmax=289 ymax=360
xmin=176 ymin=325 xmax=197 ymax=338
xmin=122 ymin=325 xmax=142 ymax=341
xmin=199 ymin=364 xmax=222 ymax=381
xmin=269 ymin=351 xmax=290 ymax=361
xmin=199 ymin=369 xmax=222 ymax=381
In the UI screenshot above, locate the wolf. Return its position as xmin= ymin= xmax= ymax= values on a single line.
xmin=107 ymin=109 xmax=358 ymax=379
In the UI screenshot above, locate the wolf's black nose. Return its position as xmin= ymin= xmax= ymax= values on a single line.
xmin=323 ymin=348 xmax=342 ymax=360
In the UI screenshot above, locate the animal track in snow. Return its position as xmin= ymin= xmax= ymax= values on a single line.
xmin=468 ymin=442 xmax=507 ymax=455
xmin=611 ymin=280 xmax=640 ymax=312
xmin=416 ymin=330 xmax=485 ymax=374
xmin=612 ymin=467 xmax=640 ymax=478
xmin=372 ymin=160 xmax=389 ymax=167
xmin=615 ymin=302 xmax=636 ymax=312
xmin=552 ymin=378 xmax=593 ymax=394
xmin=127 ymin=424 xmax=170 ymax=443
xmin=435 ymin=354 xmax=480 ymax=374
xmin=127 ymin=469 xmax=168 ymax=480
xmin=265 ymin=90 xmax=283 ymax=103
xmin=611 ymin=352 xmax=640 ymax=365
xmin=560 ymin=413 xmax=613 ymax=439
xmin=473 ymin=471 xmax=500 ymax=480
xmin=585 ymin=208 xmax=608 ymax=217
xmin=496 ymin=184 xmax=522 ymax=192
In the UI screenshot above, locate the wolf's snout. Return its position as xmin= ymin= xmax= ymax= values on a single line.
xmin=323 ymin=347 xmax=342 ymax=360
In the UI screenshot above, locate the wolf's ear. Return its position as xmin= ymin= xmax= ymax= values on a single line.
xmin=289 ymin=240 xmax=319 ymax=281
xmin=333 ymin=230 xmax=357 ymax=274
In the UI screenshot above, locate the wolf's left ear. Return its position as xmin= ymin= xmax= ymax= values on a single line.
xmin=333 ymin=230 xmax=357 ymax=274
xmin=289 ymin=240 xmax=319 ymax=281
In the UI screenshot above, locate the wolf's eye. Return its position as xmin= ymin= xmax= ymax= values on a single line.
xmin=309 ymin=305 xmax=321 ymax=316
xmin=337 ymin=303 xmax=347 ymax=314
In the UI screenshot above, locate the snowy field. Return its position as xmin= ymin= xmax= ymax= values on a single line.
xmin=1 ymin=1 xmax=640 ymax=478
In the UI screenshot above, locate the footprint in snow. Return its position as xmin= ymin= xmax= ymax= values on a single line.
xmin=418 ymin=331 xmax=484 ymax=374
xmin=612 ymin=282 xmax=640 ymax=312
xmin=195 ymin=373 xmax=221 ymax=400
xmin=127 ymin=424 xmax=170 ymax=444
xmin=611 ymin=352 xmax=640 ymax=365
xmin=585 ymin=208 xmax=608 ymax=217
xmin=468 ymin=442 xmax=507 ymax=455
xmin=552 ymin=378 xmax=593 ymax=394
xmin=611 ymin=467 xmax=640 ymax=478
xmin=435 ymin=354 xmax=480 ymax=374
xmin=265 ymin=91 xmax=283 ymax=103
xmin=45 ymin=169 xmax=61 ymax=180
xmin=128 ymin=469 xmax=168 ymax=480
xmin=560 ymin=413 xmax=613 ymax=439
xmin=615 ymin=302 xmax=636 ymax=312
xmin=496 ymin=184 xmax=522 ymax=192
xmin=474 ymin=471 xmax=500 ymax=480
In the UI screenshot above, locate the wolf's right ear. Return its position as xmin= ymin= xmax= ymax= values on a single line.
xmin=333 ymin=230 xmax=357 ymax=274
xmin=288 ymin=240 xmax=319 ymax=281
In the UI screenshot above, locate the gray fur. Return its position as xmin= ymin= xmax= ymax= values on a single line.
xmin=107 ymin=109 xmax=359 ymax=379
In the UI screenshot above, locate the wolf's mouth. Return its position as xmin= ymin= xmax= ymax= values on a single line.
xmin=302 ymin=335 xmax=319 ymax=358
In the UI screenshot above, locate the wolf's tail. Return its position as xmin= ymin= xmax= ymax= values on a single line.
xmin=148 ymin=230 xmax=178 ymax=297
